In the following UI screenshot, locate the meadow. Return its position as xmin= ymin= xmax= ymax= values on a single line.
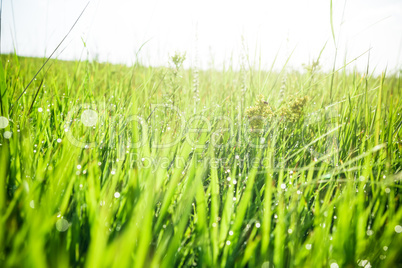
xmin=0 ymin=51 xmax=401 ymax=267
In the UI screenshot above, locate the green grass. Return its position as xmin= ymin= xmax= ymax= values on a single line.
xmin=0 ymin=53 xmax=401 ymax=267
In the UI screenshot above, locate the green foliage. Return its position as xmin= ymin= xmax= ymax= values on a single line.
xmin=277 ymin=95 xmax=309 ymax=122
xmin=246 ymin=94 xmax=309 ymax=130
xmin=245 ymin=94 xmax=274 ymax=130
xmin=164 ymin=51 xmax=186 ymax=106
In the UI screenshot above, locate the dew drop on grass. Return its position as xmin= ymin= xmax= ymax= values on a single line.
xmin=30 ymin=200 xmax=35 ymax=208
xmin=281 ymin=183 xmax=286 ymax=189
xmin=56 ymin=218 xmax=69 ymax=232
xmin=81 ymin=109 xmax=98 ymax=127
xmin=114 ymin=192 xmax=120 ymax=198
xmin=330 ymin=263 xmax=339 ymax=268
xmin=385 ymin=188 xmax=390 ymax=194
xmin=57 ymin=138 xmax=62 ymax=143
xmin=261 ymin=262 xmax=270 ymax=268
xmin=38 ymin=108 xmax=43 ymax=112
xmin=3 ymin=131 xmax=12 ymax=139
xmin=255 ymin=222 xmax=261 ymax=228
xmin=305 ymin=244 xmax=312 ymax=250
xmin=77 ymin=165 xmax=82 ymax=170
xmin=358 ymin=260 xmax=371 ymax=267
xmin=395 ymin=225 xmax=402 ymax=233
xmin=226 ymin=240 xmax=231 ymax=245
xmin=0 ymin=117 xmax=9 ymax=129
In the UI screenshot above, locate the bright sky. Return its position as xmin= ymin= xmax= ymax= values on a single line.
xmin=2 ymin=0 xmax=402 ymax=74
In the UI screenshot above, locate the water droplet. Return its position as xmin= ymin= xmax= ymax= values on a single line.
xmin=305 ymin=244 xmax=312 ymax=250
xmin=77 ymin=165 xmax=82 ymax=170
xmin=0 ymin=117 xmax=9 ymax=129
xmin=281 ymin=183 xmax=286 ymax=189
xmin=56 ymin=218 xmax=69 ymax=232
xmin=57 ymin=138 xmax=62 ymax=143
xmin=261 ymin=262 xmax=270 ymax=268
xmin=395 ymin=225 xmax=402 ymax=233
xmin=330 ymin=263 xmax=339 ymax=268
xmin=81 ymin=109 xmax=98 ymax=127
xmin=114 ymin=192 xmax=120 ymax=198
xmin=255 ymin=222 xmax=261 ymax=228
xmin=38 ymin=108 xmax=43 ymax=113
xmin=30 ymin=200 xmax=35 ymax=208
xmin=385 ymin=188 xmax=391 ymax=193
xmin=226 ymin=240 xmax=231 ymax=245
xmin=3 ymin=131 xmax=12 ymax=139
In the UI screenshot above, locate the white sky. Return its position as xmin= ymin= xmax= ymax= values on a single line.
xmin=2 ymin=0 xmax=402 ymax=74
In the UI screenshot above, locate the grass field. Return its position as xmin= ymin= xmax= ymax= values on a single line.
xmin=0 ymin=52 xmax=401 ymax=267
